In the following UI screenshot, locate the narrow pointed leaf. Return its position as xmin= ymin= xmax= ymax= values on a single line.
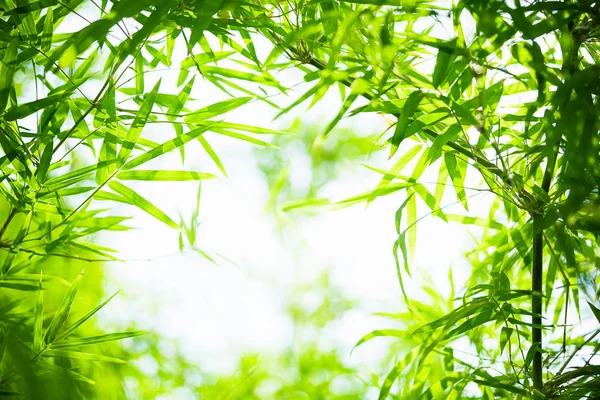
xmin=116 ymin=170 xmax=216 ymax=181
xmin=50 ymin=331 xmax=148 ymax=348
xmin=108 ymin=181 xmax=179 ymax=229
xmin=117 ymin=79 xmax=161 ymax=165
xmin=56 ymin=292 xmax=119 ymax=342
xmin=42 ymin=350 xmax=126 ymax=363
xmin=45 ymin=271 xmax=84 ymax=344
xmin=123 ymin=124 xmax=214 ymax=170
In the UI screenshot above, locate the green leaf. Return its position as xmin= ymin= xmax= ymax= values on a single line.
xmin=524 ymin=342 xmax=541 ymax=371
xmin=184 ymin=97 xmax=253 ymax=123
xmin=167 ymin=76 xmax=195 ymax=120
xmin=588 ymin=301 xmax=600 ymax=324
xmin=41 ymin=6 xmax=54 ymax=52
xmin=116 ymin=170 xmax=216 ymax=181
xmin=123 ymin=124 xmax=215 ymax=170
xmin=0 ymin=37 xmax=21 ymax=113
xmin=97 ymin=82 xmax=117 ymax=184
xmin=379 ymin=359 xmax=404 ymax=400
xmin=432 ymin=40 xmax=456 ymax=88
xmin=117 ymin=79 xmax=161 ymax=165
xmin=445 ymin=214 xmax=504 ymax=230
xmin=187 ymin=0 xmax=224 ymax=49
xmin=0 ymin=281 xmax=39 ymax=291
xmin=499 ymin=327 xmax=513 ymax=354
xmin=389 ymin=92 xmax=423 ymax=157
xmin=197 ymin=135 xmax=227 ymax=177
xmin=428 ymin=125 xmax=461 ymax=163
xmin=135 ymin=54 xmax=144 ymax=93
xmin=393 ymin=194 xmax=414 ymax=303
xmin=44 ymin=161 xmax=116 ymax=189
xmin=36 ymin=360 xmax=96 ymax=384
xmin=42 ymin=350 xmax=126 ymax=363
xmin=322 ymin=91 xmax=359 ymax=138
xmin=50 ymin=331 xmax=148 ymax=348
xmin=4 ymin=0 xmax=57 ymax=15
xmin=212 ymin=128 xmax=276 ymax=148
xmin=45 ymin=271 xmax=84 ymax=344
xmin=265 ymin=163 xmax=289 ymax=212
xmin=368 ymin=145 xmax=422 ymax=203
xmin=33 ymin=274 xmax=44 ymax=354
xmin=4 ymin=91 xmax=73 ymax=121
xmin=180 ymin=51 xmax=235 ymax=69
xmin=444 ymin=153 xmax=468 ymax=210
xmin=338 ymin=183 xmax=409 ymax=205
xmin=56 ymin=292 xmax=119 ymax=342
xmin=108 ymin=181 xmax=179 ymax=229
xmin=353 ymin=329 xmax=404 ymax=352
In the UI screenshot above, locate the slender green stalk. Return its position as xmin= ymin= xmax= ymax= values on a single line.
xmin=532 ymin=215 xmax=544 ymax=390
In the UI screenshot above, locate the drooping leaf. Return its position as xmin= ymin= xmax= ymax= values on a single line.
xmin=108 ymin=181 xmax=179 ymax=229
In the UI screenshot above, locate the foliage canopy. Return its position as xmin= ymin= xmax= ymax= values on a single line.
xmin=0 ymin=0 xmax=600 ymax=398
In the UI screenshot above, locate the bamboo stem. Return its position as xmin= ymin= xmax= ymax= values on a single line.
xmin=532 ymin=215 xmax=544 ymax=390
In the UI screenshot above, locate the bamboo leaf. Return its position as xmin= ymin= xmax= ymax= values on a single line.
xmin=97 ymin=82 xmax=118 ymax=184
xmin=4 ymin=91 xmax=73 ymax=121
xmin=588 ymin=302 xmax=600 ymax=324
xmin=444 ymin=153 xmax=468 ymax=210
xmin=167 ymin=76 xmax=195 ymax=120
xmin=36 ymin=361 xmax=96 ymax=384
xmin=389 ymin=92 xmax=423 ymax=157
xmin=45 ymin=271 xmax=84 ymax=344
xmin=33 ymin=274 xmax=44 ymax=354
xmin=50 ymin=331 xmax=148 ymax=348
xmin=116 ymin=170 xmax=216 ymax=181
xmin=432 ymin=40 xmax=456 ymax=88
xmin=379 ymin=360 xmax=404 ymax=400
xmin=41 ymin=6 xmax=54 ymax=52
xmin=184 ymin=97 xmax=253 ymax=123
xmin=368 ymin=145 xmax=422 ymax=203
xmin=0 ymin=37 xmax=18 ymax=113
xmin=117 ymin=79 xmax=161 ymax=165
xmin=56 ymin=292 xmax=119 ymax=342
xmin=499 ymin=327 xmax=513 ymax=354
xmin=123 ymin=124 xmax=214 ymax=170
xmin=353 ymin=329 xmax=404 ymax=352
xmin=108 ymin=181 xmax=179 ymax=229
xmin=42 ymin=350 xmax=126 ymax=363
xmin=197 ymin=135 xmax=227 ymax=177
xmin=445 ymin=214 xmax=504 ymax=230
